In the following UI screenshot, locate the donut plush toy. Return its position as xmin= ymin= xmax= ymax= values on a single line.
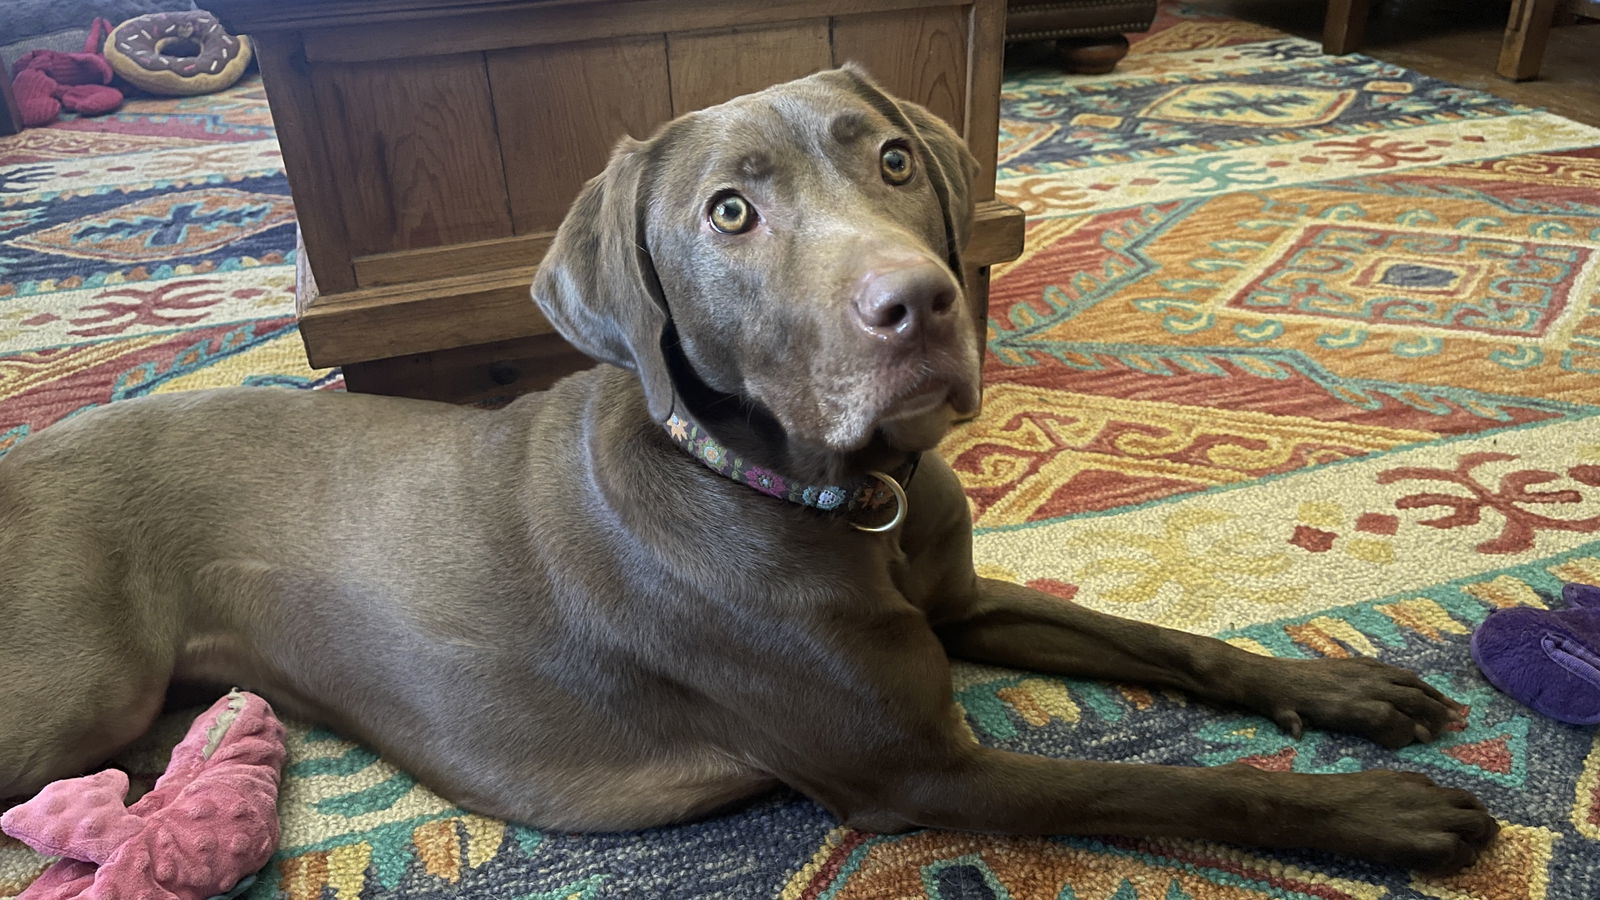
xmin=104 ymin=11 xmax=253 ymax=97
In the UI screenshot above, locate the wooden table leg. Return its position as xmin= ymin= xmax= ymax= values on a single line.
xmin=1498 ymin=0 xmax=1559 ymax=81
xmin=0 ymin=56 xmax=22 ymax=136
xmin=1323 ymin=0 xmax=1373 ymax=55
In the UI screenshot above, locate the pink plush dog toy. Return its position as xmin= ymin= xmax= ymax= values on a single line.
xmin=9 ymin=18 xmax=124 ymax=127
xmin=1 ymin=690 xmax=286 ymax=900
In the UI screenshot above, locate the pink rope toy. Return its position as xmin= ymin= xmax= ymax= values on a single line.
xmin=2 ymin=690 xmax=287 ymax=900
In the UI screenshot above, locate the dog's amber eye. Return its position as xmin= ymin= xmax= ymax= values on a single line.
xmin=708 ymin=193 xmax=755 ymax=234
xmin=880 ymin=144 xmax=913 ymax=185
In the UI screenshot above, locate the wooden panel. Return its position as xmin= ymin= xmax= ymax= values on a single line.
xmin=296 ymin=255 xmax=551 ymax=367
xmin=298 ymin=0 xmax=941 ymax=63
xmin=831 ymin=6 xmax=968 ymax=132
xmin=310 ymin=53 xmax=514 ymax=256
xmin=214 ymin=0 xmax=614 ymax=31
xmin=488 ymin=36 xmax=673 ymax=236
xmin=256 ymin=35 xmax=358 ymax=293
xmin=965 ymin=0 xmax=1003 ymax=200
xmin=666 ymin=20 xmax=833 ymax=114
xmin=223 ymin=0 xmax=850 ymax=32
xmin=354 ymin=232 xmax=555 ymax=288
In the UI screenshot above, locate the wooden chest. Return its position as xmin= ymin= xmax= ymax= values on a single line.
xmin=210 ymin=0 xmax=1025 ymax=400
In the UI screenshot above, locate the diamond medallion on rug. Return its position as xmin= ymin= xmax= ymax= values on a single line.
xmin=1141 ymin=82 xmax=1357 ymax=127
xmin=1226 ymin=224 xmax=1593 ymax=338
xmin=8 ymin=188 xmax=297 ymax=264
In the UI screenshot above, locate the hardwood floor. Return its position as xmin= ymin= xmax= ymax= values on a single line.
xmin=1195 ymin=0 xmax=1600 ymax=127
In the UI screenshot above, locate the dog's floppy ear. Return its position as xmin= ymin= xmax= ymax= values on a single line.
xmin=898 ymin=99 xmax=979 ymax=261
xmin=533 ymin=137 xmax=675 ymax=421
xmin=831 ymin=64 xmax=980 ymax=273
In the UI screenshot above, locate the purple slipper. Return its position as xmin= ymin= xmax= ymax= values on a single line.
xmin=1565 ymin=582 xmax=1600 ymax=608
xmin=1472 ymin=602 xmax=1600 ymax=725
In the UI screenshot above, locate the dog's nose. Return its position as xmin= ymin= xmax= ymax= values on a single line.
xmin=853 ymin=261 xmax=957 ymax=343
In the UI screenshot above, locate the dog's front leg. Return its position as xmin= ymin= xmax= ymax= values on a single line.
xmin=850 ymin=745 xmax=1495 ymax=873
xmin=935 ymin=577 xmax=1463 ymax=748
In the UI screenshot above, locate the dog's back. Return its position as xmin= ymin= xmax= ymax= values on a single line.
xmin=0 ymin=372 xmax=779 ymax=828
xmin=0 ymin=385 xmax=538 ymax=797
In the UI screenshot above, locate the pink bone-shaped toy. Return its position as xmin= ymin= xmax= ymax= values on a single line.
xmin=2 ymin=690 xmax=286 ymax=900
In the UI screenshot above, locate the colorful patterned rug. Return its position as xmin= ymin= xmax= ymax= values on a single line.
xmin=4 ymin=3 xmax=1600 ymax=898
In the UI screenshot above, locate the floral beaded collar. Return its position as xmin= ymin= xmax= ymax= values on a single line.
xmin=663 ymin=411 xmax=918 ymax=532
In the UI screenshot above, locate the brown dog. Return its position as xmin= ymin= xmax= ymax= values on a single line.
xmin=0 ymin=66 xmax=1496 ymax=873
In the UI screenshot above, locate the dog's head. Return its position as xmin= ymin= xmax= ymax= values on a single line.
xmin=534 ymin=65 xmax=980 ymax=461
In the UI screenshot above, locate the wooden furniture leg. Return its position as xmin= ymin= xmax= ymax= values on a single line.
xmin=1498 ymin=0 xmax=1559 ymax=81
xmin=1323 ymin=0 xmax=1372 ymax=55
xmin=0 ymin=56 xmax=21 ymax=137
xmin=1055 ymin=34 xmax=1130 ymax=74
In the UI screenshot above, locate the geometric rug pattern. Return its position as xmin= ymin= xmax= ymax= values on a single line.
xmin=3 ymin=2 xmax=1600 ymax=898
xmin=0 ymin=79 xmax=336 ymax=452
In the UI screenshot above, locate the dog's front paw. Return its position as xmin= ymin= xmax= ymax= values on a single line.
xmin=1318 ymin=770 xmax=1497 ymax=874
xmin=1248 ymin=656 xmax=1464 ymax=748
